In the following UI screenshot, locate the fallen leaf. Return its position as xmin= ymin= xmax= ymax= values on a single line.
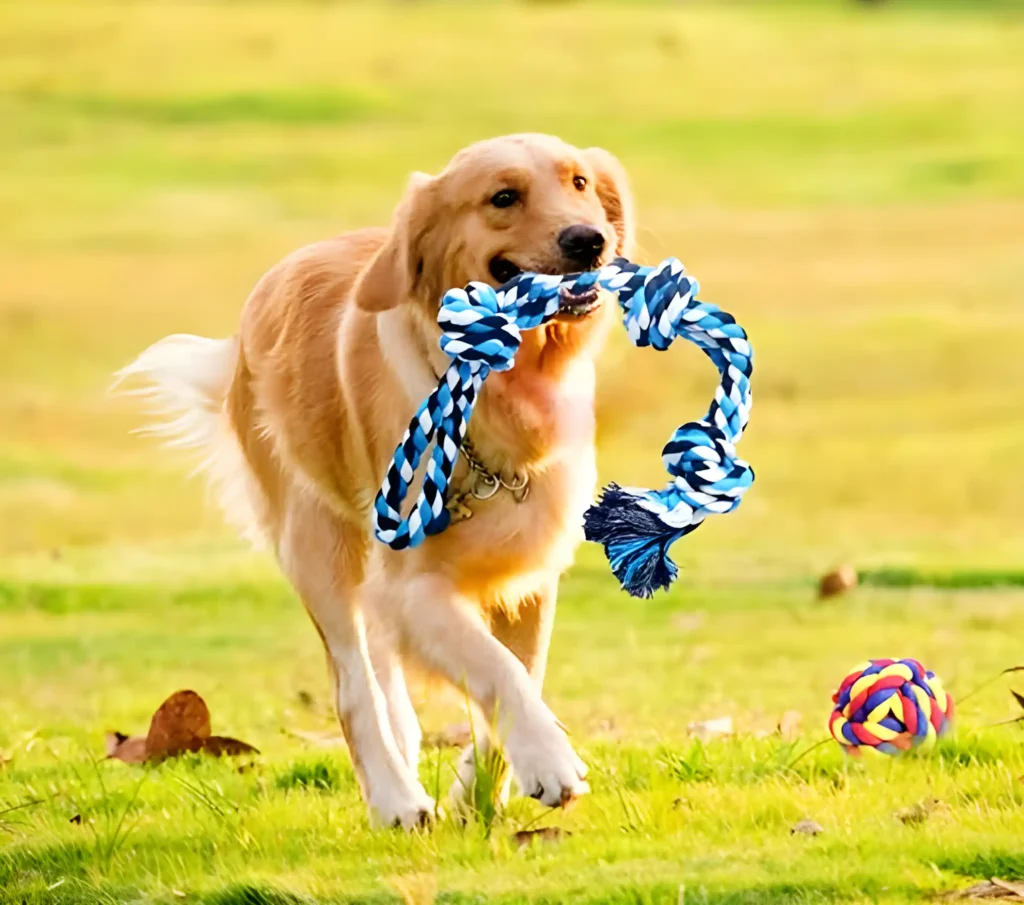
xmin=201 ymin=736 xmax=260 ymax=757
xmin=942 ymin=879 xmax=1024 ymax=900
xmin=513 ymin=827 xmax=570 ymax=847
xmin=819 ymin=565 xmax=858 ymax=599
xmin=422 ymin=722 xmax=473 ymax=749
xmin=791 ymin=819 xmax=824 ymax=836
xmin=687 ymin=716 xmax=733 ymax=742
xmin=895 ymin=798 xmax=943 ymax=825
xmin=778 ymin=710 xmax=802 ymax=740
xmin=105 ymin=732 xmax=147 ymax=764
xmin=106 ymin=691 xmax=257 ymax=764
xmin=145 ymin=690 xmax=210 ymax=760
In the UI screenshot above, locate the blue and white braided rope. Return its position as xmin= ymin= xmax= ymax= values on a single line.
xmin=373 ymin=257 xmax=755 ymax=598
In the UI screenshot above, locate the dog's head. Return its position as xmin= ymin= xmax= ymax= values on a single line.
xmin=355 ymin=134 xmax=634 ymax=325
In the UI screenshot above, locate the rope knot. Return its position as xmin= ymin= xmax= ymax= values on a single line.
xmin=438 ymin=284 xmax=521 ymax=372
xmin=619 ymin=257 xmax=699 ymax=350
xmin=374 ymin=256 xmax=756 ymax=598
xmin=661 ymin=421 xmax=754 ymax=514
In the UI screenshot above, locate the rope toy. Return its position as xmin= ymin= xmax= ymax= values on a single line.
xmin=372 ymin=257 xmax=755 ymax=599
xmin=829 ymin=658 xmax=954 ymax=755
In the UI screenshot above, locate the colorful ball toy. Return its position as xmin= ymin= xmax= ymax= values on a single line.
xmin=829 ymin=658 xmax=954 ymax=755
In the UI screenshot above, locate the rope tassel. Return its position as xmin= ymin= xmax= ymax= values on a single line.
xmin=373 ymin=257 xmax=755 ymax=598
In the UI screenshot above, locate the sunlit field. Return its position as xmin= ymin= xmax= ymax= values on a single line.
xmin=2 ymin=2 xmax=1023 ymax=903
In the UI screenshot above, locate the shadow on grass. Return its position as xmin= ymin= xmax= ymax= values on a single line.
xmin=0 ymin=580 xmax=290 ymax=614
xmin=859 ymin=567 xmax=1024 ymax=591
xmin=0 ymin=839 xmax=135 ymax=904
xmin=8 ymin=89 xmax=388 ymax=127
xmin=936 ymin=850 xmax=1024 ymax=882
xmin=204 ymin=885 xmax=310 ymax=905
xmin=438 ymin=878 xmax=924 ymax=904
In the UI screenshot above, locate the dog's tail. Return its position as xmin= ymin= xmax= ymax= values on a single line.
xmin=113 ymin=334 xmax=238 ymax=450
xmin=113 ymin=334 xmax=267 ymax=544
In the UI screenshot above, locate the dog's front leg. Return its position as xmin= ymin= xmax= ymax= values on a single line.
xmin=278 ymin=498 xmax=434 ymax=829
xmin=449 ymin=577 xmax=559 ymax=811
xmin=399 ymin=574 xmax=587 ymax=808
xmin=364 ymin=623 xmax=422 ymax=773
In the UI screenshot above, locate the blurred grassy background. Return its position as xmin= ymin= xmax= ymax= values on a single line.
xmin=2 ymin=2 xmax=1024 ymax=902
xmin=2 ymin=0 xmax=1022 ymax=579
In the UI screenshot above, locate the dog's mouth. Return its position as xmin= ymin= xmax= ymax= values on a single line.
xmin=556 ymin=285 xmax=600 ymax=318
xmin=488 ymin=256 xmax=523 ymax=285
xmin=488 ymin=256 xmax=601 ymax=319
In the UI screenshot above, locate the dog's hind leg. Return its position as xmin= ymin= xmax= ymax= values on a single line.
xmin=279 ymin=493 xmax=434 ymax=829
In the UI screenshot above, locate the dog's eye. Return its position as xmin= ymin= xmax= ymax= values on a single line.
xmin=490 ymin=189 xmax=519 ymax=209
xmin=573 ymin=176 xmax=587 ymax=191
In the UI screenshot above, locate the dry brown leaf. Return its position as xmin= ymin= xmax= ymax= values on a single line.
xmin=895 ymin=797 xmax=944 ymax=825
xmin=422 ymin=722 xmax=473 ymax=749
xmin=513 ymin=827 xmax=570 ymax=847
xmin=791 ymin=819 xmax=824 ymax=836
xmin=942 ymin=879 xmax=1024 ymax=900
xmin=818 ymin=565 xmax=858 ymax=599
xmin=105 ymin=732 xmax=148 ymax=764
xmin=201 ymin=736 xmax=260 ymax=757
xmin=106 ymin=690 xmax=257 ymax=764
xmin=145 ymin=690 xmax=211 ymax=761
xmin=778 ymin=710 xmax=803 ymax=740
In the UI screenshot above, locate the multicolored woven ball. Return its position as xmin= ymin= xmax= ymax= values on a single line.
xmin=829 ymin=658 xmax=954 ymax=755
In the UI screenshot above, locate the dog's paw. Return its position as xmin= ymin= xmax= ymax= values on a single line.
xmin=505 ymin=714 xmax=589 ymax=808
xmin=368 ymin=782 xmax=438 ymax=831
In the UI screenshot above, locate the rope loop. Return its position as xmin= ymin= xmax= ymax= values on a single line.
xmin=373 ymin=257 xmax=755 ymax=597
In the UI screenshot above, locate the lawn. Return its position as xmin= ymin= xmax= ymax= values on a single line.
xmin=2 ymin=1 xmax=1024 ymax=902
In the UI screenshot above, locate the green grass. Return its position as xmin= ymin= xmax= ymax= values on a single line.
xmin=2 ymin=1 xmax=1024 ymax=902
xmin=860 ymin=568 xmax=1024 ymax=590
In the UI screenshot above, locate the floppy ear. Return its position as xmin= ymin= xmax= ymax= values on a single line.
xmin=584 ymin=147 xmax=636 ymax=258
xmin=354 ymin=172 xmax=438 ymax=312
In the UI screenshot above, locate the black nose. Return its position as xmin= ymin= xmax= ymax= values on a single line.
xmin=557 ymin=224 xmax=605 ymax=267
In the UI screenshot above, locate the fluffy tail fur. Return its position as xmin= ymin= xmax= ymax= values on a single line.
xmin=113 ymin=334 xmax=266 ymax=545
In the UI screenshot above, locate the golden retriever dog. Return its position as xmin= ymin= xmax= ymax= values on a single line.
xmin=118 ymin=133 xmax=634 ymax=828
